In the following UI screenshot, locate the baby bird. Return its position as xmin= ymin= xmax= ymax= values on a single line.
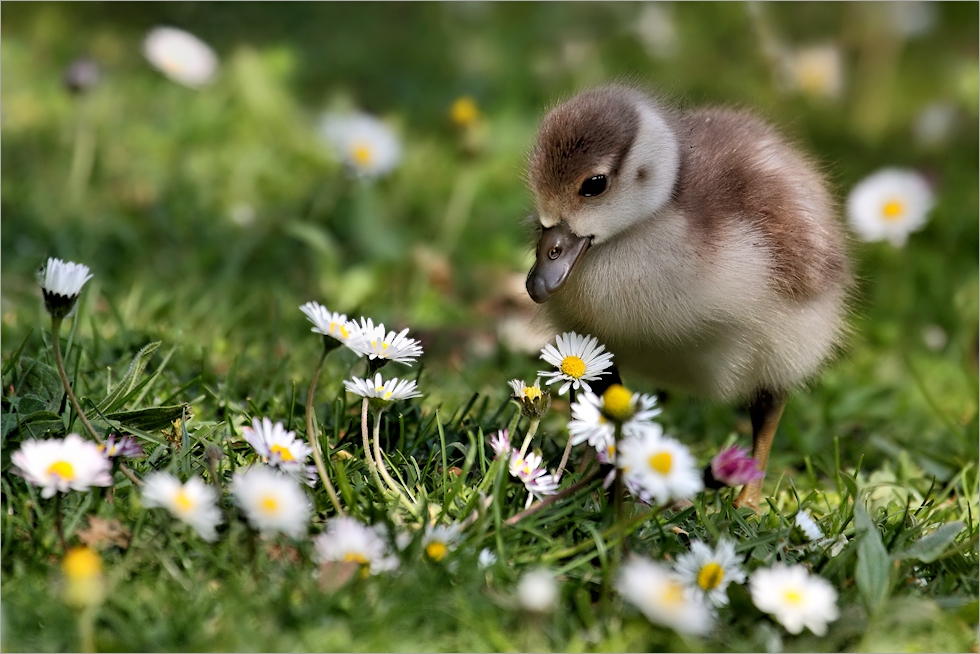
xmin=525 ymin=85 xmax=851 ymax=510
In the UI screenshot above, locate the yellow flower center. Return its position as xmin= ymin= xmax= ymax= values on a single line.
xmin=523 ymin=386 xmax=543 ymax=402
xmin=882 ymin=199 xmax=905 ymax=221
xmin=783 ymin=588 xmax=804 ymax=605
xmin=426 ymin=541 xmax=448 ymax=561
xmin=602 ymin=384 xmax=635 ymax=421
xmin=270 ymin=444 xmax=295 ymax=462
xmin=47 ymin=460 xmax=75 ymax=481
xmin=560 ymin=355 xmax=586 ymax=378
xmin=174 ymin=489 xmax=194 ymax=512
xmin=351 ymin=142 xmax=374 ymax=167
xmin=63 ymin=546 xmax=102 ymax=581
xmin=649 ymin=451 xmax=673 ymax=475
xmin=332 ymin=322 xmax=349 ymax=338
xmin=260 ymin=495 xmax=279 ymax=515
xmin=697 ymin=563 xmax=725 ymax=590
xmin=450 ymin=96 xmax=480 ymax=127
xmin=344 ymin=552 xmax=369 ymax=565
xmin=660 ymin=581 xmax=685 ymax=606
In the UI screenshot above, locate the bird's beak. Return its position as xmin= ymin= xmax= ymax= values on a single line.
xmin=526 ymin=221 xmax=591 ymax=303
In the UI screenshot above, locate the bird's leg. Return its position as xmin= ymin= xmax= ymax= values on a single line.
xmin=734 ymin=389 xmax=787 ymax=512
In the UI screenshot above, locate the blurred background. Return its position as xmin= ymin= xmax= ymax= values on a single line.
xmin=2 ymin=2 xmax=977 ymax=478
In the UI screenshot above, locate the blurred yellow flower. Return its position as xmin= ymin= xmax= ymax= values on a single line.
xmin=62 ymin=546 xmax=105 ymax=608
xmin=450 ymin=96 xmax=480 ymax=127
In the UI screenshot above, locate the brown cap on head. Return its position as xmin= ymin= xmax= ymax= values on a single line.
xmin=528 ymin=86 xmax=644 ymax=207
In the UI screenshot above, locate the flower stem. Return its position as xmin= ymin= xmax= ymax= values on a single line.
xmin=556 ymin=433 xmax=575 ymax=481
xmin=51 ymin=317 xmax=143 ymax=488
xmin=54 ymin=491 xmax=67 ymax=551
xmin=518 ymin=417 xmax=540 ymax=458
xmin=371 ymin=407 xmax=418 ymax=516
xmin=361 ymin=398 xmax=387 ymax=495
xmin=305 ymin=349 xmax=345 ymax=516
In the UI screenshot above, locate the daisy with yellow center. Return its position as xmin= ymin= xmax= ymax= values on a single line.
xmin=319 ymin=111 xmax=402 ymax=178
xmin=749 ymin=563 xmax=839 ymax=636
xmin=617 ymin=557 xmax=714 ymax=635
xmin=142 ymin=27 xmax=218 ymax=89
xmin=847 ymin=168 xmax=935 ymax=247
xmin=616 ymin=431 xmax=702 ymax=505
xmin=142 ymin=472 xmax=222 ymax=541
xmin=11 ymin=434 xmax=112 ymax=499
xmin=508 ymin=378 xmax=551 ymax=419
xmin=346 ymin=319 xmax=424 ymax=367
xmin=782 ymin=44 xmax=843 ymax=100
xmin=312 ymin=517 xmax=399 ymax=575
xmin=299 ymin=301 xmax=354 ymax=348
xmin=230 ymin=466 xmax=311 ymax=539
xmin=241 ymin=416 xmax=317 ymax=486
xmin=344 ymin=372 xmax=423 ymax=404
xmin=567 ymin=388 xmax=662 ymax=455
xmin=674 ymin=539 xmax=746 ymax=607
xmin=422 ymin=523 xmax=462 ymax=562
xmin=538 ymin=332 xmax=614 ymax=396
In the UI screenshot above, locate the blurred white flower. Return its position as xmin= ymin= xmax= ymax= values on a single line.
xmin=517 ymin=568 xmax=559 ymax=612
xmin=617 ymin=432 xmax=703 ymax=504
xmin=478 ymin=548 xmax=498 ymax=569
xmin=914 ymin=102 xmax=957 ymax=148
xmin=922 ymin=324 xmax=948 ymax=351
xmin=887 ymin=1 xmax=937 ymax=39
xmin=344 ymin=372 xmax=422 ymax=403
xmin=242 ymin=417 xmax=316 ymax=486
xmin=539 ymin=332 xmax=615 ymax=396
xmin=12 ymin=434 xmax=111 ymax=498
xmin=313 ymin=517 xmax=399 ymax=575
xmin=141 ymin=472 xmax=222 ymax=541
xmin=422 ymin=523 xmax=462 ymax=562
xmin=143 ymin=27 xmax=218 ymax=88
xmin=674 ymin=539 xmax=746 ymax=607
xmin=847 ymin=168 xmax=935 ymax=247
xmin=634 ymin=3 xmax=679 ymax=59
xmin=320 ymin=111 xmax=401 ymax=178
xmin=781 ymin=44 xmax=843 ymax=100
xmin=230 ymin=466 xmax=311 ymax=538
xmin=750 ymin=563 xmax=839 ymax=636
xmin=618 ymin=556 xmax=714 ymax=636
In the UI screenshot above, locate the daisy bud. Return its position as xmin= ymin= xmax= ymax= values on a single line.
xmin=63 ymin=57 xmax=101 ymax=95
xmin=791 ymin=509 xmax=825 ymax=544
xmin=704 ymin=445 xmax=765 ymax=489
xmin=507 ymin=378 xmax=551 ymax=419
xmin=38 ymin=258 xmax=93 ymax=319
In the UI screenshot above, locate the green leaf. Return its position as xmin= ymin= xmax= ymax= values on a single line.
xmin=4 ymin=410 xmax=65 ymax=438
xmin=96 ymin=342 xmax=161 ymax=414
xmin=854 ymin=500 xmax=892 ymax=614
xmin=105 ymin=404 xmax=187 ymax=432
xmin=15 ymin=357 xmax=62 ymax=411
xmin=896 ymin=522 xmax=966 ymax=563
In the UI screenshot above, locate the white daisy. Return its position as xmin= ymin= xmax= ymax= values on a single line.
xmin=11 ymin=434 xmax=112 ymax=499
xmin=793 ymin=509 xmax=825 ymax=542
xmin=508 ymin=377 xmax=551 ymax=418
xmin=343 ymin=372 xmax=422 ymax=403
xmin=617 ymin=556 xmax=714 ymax=636
xmin=674 ymin=539 xmax=747 ymax=607
xmin=488 ymin=429 xmax=511 ymax=459
xmin=509 ymin=450 xmax=547 ymax=483
xmin=312 ymin=517 xmax=399 ymax=575
xmin=617 ymin=432 xmax=702 ymax=505
xmin=39 ymin=258 xmax=93 ymax=299
xmin=141 ymin=472 xmax=222 ymax=541
xmin=749 ymin=563 xmax=839 ymax=636
xmin=478 ymin=548 xmax=498 ymax=569
xmin=538 ymin=332 xmax=615 ymax=396
xmin=346 ymin=324 xmax=424 ymax=366
xmin=241 ymin=417 xmax=316 ymax=486
xmin=847 ymin=168 xmax=935 ymax=247
xmin=299 ymin=301 xmax=354 ymax=345
xmin=421 ymin=523 xmax=463 ymax=562
xmin=230 ymin=466 xmax=311 ymax=539
xmin=568 ymin=389 xmax=663 ymax=454
xmin=517 ymin=568 xmax=559 ymax=612
xmin=524 ymin=471 xmax=561 ymax=503
xmin=142 ymin=27 xmax=218 ymax=89
xmin=781 ymin=44 xmax=843 ymax=100
xmin=319 ymin=111 xmax=402 ymax=178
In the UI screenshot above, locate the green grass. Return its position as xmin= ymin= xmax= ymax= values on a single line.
xmin=2 ymin=3 xmax=978 ymax=652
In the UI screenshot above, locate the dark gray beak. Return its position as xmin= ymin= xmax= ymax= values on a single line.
xmin=526 ymin=221 xmax=591 ymax=303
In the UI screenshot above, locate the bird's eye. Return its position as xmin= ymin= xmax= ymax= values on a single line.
xmin=548 ymin=246 xmax=561 ymax=260
xmin=579 ymin=175 xmax=607 ymax=197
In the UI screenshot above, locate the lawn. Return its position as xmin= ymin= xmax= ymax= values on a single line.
xmin=1 ymin=3 xmax=978 ymax=652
